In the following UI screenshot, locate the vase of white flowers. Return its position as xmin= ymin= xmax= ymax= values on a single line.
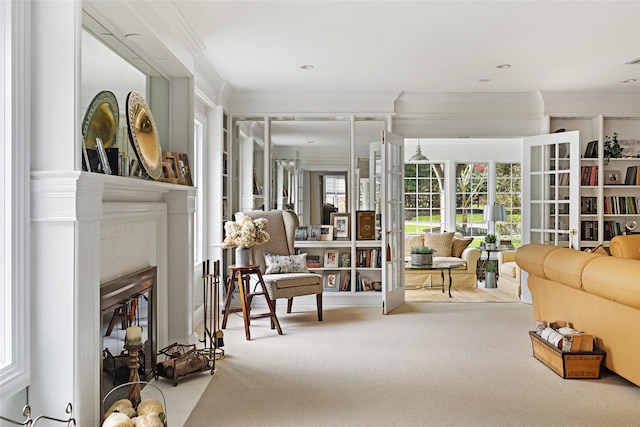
xmin=222 ymin=216 xmax=270 ymax=266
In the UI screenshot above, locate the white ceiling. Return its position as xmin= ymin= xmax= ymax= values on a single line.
xmin=84 ymin=1 xmax=640 ymax=148
xmin=174 ymin=0 xmax=640 ymax=94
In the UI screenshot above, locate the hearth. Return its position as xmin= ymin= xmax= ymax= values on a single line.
xmin=100 ymin=266 xmax=157 ymax=411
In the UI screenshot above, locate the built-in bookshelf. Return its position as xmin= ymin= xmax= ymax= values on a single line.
xmin=551 ymin=114 xmax=640 ymax=249
xmin=294 ymin=239 xmax=383 ymax=300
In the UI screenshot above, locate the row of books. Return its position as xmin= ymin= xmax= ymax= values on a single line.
xmin=356 ymin=249 xmax=382 ymax=268
xmin=333 ymin=272 xmax=376 ymax=292
xmin=581 ymin=220 xmax=626 ymax=241
xmin=580 ymin=165 xmax=598 ymax=186
xmin=581 ymin=196 xmax=597 ymax=214
xmin=604 ymin=196 xmax=639 ymax=215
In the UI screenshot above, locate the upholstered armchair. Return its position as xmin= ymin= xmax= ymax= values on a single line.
xmin=237 ymin=210 xmax=323 ymax=321
xmin=497 ymin=250 xmax=522 ymax=299
xmin=609 ymin=235 xmax=640 ymax=260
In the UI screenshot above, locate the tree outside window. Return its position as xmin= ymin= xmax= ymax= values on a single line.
xmin=404 ymin=163 xmax=444 ymax=234
xmin=496 ymin=163 xmax=522 ymax=248
xmin=456 ymin=163 xmax=488 ymax=239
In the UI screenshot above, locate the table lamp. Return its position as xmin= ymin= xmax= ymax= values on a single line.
xmin=483 ymin=203 xmax=506 ymax=237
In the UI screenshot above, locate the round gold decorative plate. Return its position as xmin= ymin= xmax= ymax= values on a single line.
xmin=82 ymin=90 xmax=119 ymax=149
xmin=126 ymin=91 xmax=163 ymax=180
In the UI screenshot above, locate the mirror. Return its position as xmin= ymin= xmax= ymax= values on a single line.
xmin=81 ymin=10 xmax=169 ymax=175
xmin=235 ymin=116 xmax=387 ymax=225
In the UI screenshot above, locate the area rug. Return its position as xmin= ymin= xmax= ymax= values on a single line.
xmin=404 ymin=286 xmax=520 ymax=303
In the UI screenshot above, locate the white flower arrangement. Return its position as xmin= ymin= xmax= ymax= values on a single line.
xmin=222 ymin=216 xmax=270 ymax=249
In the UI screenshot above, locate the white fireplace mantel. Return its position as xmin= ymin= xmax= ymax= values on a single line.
xmin=30 ymin=170 xmax=196 ymax=424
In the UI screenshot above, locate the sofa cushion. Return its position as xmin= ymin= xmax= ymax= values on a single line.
xmin=263 ymin=252 xmax=309 ymax=274
xmin=405 ymin=234 xmax=425 ymax=256
xmin=582 ymin=256 xmax=640 ymax=310
xmin=500 ymin=261 xmax=517 ymax=278
xmin=423 ymin=232 xmax=455 ymax=257
xmin=451 ymin=236 xmax=473 ymax=257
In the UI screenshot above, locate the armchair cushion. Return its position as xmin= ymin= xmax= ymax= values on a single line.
xmin=264 ymin=252 xmax=309 ymax=274
xmin=423 ymin=232 xmax=455 ymax=257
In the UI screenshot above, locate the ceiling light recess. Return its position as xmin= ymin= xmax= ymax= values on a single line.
xmin=300 ymin=64 xmax=314 ymax=70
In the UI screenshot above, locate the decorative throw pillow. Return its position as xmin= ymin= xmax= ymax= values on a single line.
xmin=263 ymin=252 xmax=309 ymax=274
xmin=423 ymin=232 xmax=455 ymax=257
xmin=451 ymin=236 xmax=474 ymax=258
xmin=584 ymin=244 xmax=609 ymax=256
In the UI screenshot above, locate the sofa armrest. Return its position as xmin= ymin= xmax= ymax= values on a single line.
xmin=609 ymin=235 xmax=640 ymax=260
xmin=498 ymin=250 xmax=516 ymax=266
xmin=461 ymin=247 xmax=481 ymax=273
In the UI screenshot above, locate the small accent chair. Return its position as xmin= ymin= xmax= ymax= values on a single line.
xmin=236 ymin=210 xmax=323 ymax=321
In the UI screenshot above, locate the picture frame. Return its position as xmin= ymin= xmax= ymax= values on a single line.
xmin=160 ymin=151 xmax=193 ymax=186
xmin=340 ymin=252 xmax=351 ymax=268
xmin=307 ymin=224 xmax=322 ymax=241
xmin=319 ymin=225 xmax=334 ymax=241
xmin=323 ymin=271 xmax=340 ymax=292
xmin=294 ymin=226 xmax=309 ymax=241
xmin=330 ymin=212 xmax=350 ymax=240
xmin=605 ymin=170 xmax=622 ymax=185
xmin=324 ymin=249 xmax=339 ymax=268
xmin=356 ymin=210 xmax=376 ymax=240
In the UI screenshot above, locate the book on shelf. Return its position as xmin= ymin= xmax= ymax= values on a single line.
xmin=340 ymin=271 xmax=351 ymax=291
xmin=306 ymin=255 xmax=321 ymax=268
xmin=583 ymin=140 xmax=598 ymax=158
xmin=580 ymin=165 xmax=598 ymax=186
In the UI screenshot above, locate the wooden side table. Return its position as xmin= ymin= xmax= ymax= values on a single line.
xmin=222 ymin=264 xmax=283 ymax=340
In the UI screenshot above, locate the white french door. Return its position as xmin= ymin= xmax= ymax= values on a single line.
xmin=379 ymin=131 xmax=405 ymax=314
xmin=521 ymin=131 xmax=580 ymax=302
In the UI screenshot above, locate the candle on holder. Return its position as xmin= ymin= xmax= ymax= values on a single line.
xmin=125 ymin=325 xmax=142 ymax=346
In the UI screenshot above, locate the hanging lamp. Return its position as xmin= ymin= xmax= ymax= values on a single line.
xmin=410 ymin=140 xmax=428 ymax=161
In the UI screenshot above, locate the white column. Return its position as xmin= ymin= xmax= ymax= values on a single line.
xmin=164 ymin=189 xmax=197 ymax=344
xmin=263 ymin=117 xmax=271 ymax=210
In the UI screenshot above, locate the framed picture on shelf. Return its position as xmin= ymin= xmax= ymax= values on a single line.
xmin=294 ymin=226 xmax=309 ymax=241
xmin=605 ymin=170 xmax=622 ymax=185
xmin=319 ymin=225 xmax=334 ymax=241
xmin=340 ymin=252 xmax=351 ymax=268
xmin=323 ymin=271 xmax=339 ymax=292
xmin=331 ymin=212 xmax=350 ymax=240
xmin=324 ymin=249 xmax=339 ymax=268
xmin=307 ymin=224 xmax=322 ymax=241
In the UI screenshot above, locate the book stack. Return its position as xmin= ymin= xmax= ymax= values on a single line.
xmin=306 ymin=255 xmax=321 ymax=268
xmin=583 ymin=140 xmax=598 ymax=158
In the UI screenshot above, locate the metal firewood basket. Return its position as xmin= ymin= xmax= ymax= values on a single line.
xmin=103 ymin=381 xmax=168 ymax=426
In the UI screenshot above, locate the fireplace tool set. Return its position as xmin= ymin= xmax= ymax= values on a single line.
xmin=154 ymin=259 xmax=222 ymax=386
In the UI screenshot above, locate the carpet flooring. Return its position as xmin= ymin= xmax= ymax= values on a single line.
xmin=405 ymin=286 xmax=520 ymax=303
xmin=184 ymin=303 xmax=640 ymax=427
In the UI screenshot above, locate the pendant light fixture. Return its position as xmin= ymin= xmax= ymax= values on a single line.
xmin=410 ymin=140 xmax=428 ymax=161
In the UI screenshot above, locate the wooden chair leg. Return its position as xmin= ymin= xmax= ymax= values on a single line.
xmin=270 ymin=299 xmax=276 ymax=329
xmin=316 ymin=294 xmax=323 ymax=321
xmin=287 ymin=297 xmax=294 ymax=313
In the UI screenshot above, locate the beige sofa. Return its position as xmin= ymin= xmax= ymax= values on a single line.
xmin=516 ymin=243 xmax=640 ymax=387
xmin=404 ymin=233 xmax=481 ymax=289
xmin=497 ymin=250 xmax=521 ymax=299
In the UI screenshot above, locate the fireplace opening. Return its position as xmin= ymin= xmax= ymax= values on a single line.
xmin=100 ymin=266 xmax=157 ymax=412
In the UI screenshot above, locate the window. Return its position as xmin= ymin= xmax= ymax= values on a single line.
xmin=323 ymin=174 xmax=346 ymax=212
xmin=404 ymin=163 xmax=445 ymax=234
xmin=455 ymin=163 xmax=488 ymax=239
xmin=496 ymin=162 xmax=522 ymax=248
xmin=1 ymin=0 xmax=30 ymax=396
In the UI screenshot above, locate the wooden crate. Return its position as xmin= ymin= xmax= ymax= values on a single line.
xmin=529 ymin=331 xmax=605 ymax=379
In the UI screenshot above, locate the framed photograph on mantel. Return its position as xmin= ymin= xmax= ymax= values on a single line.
xmin=356 ymin=210 xmax=376 ymax=240
xmin=331 ymin=212 xmax=350 ymax=240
